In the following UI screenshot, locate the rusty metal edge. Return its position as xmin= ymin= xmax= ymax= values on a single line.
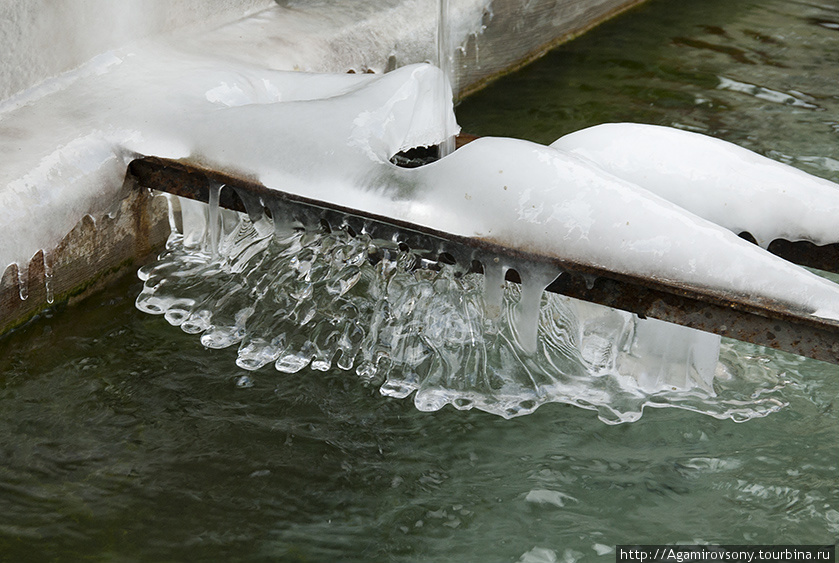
xmin=127 ymin=156 xmax=839 ymax=365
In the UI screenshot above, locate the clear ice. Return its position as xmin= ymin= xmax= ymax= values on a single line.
xmin=136 ymin=194 xmax=792 ymax=424
xmin=4 ymin=1 xmax=839 ymax=422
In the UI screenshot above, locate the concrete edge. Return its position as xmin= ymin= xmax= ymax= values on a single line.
xmin=0 ymin=182 xmax=169 ymax=335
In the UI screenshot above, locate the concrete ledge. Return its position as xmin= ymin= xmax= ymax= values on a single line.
xmin=0 ymin=185 xmax=169 ymax=334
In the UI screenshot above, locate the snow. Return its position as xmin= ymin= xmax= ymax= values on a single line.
xmin=0 ymin=0 xmax=489 ymax=274
xmin=552 ymin=123 xmax=839 ymax=247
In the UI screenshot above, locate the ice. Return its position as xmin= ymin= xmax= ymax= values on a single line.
xmin=187 ymin=0 xmax=492 ymax=78
xmin=103 ymin=80 xmax=838 ymax=323
xmin=387 ymin=138 xmax=839 ymax=320
xmin=135 ymin=202 xmax=788 ymax=423
xmin=0 ymin=55 xmax=456 ymax=272
xmin=517 ymin=547 xmax=558 ymax=563
xmin=2 ymin=0 xmax=487 ymax=273
xmin=552 ymin=123 xmax=839 ymax=248
xmin=569 ymin=299 xmax=719 ymax=395
xmin=4 ymin=2 xmax=838 ymax=318
xmin=619 ymin=316 xmax=719 ymax=394
xmin=184 ymin=63 xmax=458 ymax=190
xmin=4 ymin=0 xmax=839 ymax=422
xmin=525 ymin=489 xmax=578 ymax=508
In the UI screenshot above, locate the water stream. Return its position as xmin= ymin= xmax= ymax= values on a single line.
xmin=437 ymin=0 xmax=457 ymax=157
xmin=1 ymin=0 xmax=838 ymax=559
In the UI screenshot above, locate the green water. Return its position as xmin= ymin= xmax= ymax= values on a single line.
xmin=2 ymin=0 xmax=839 ymax=560
xmin=458 ymin=0 xmax=839 ymax=182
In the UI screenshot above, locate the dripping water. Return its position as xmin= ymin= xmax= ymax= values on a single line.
xmin=437 ymin=0 xmax=456 ymax=157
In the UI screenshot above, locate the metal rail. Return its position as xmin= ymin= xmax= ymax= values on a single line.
xmin=127 ymin=156 xmax=839 ymax=365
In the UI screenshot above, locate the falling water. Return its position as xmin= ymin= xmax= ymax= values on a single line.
xmin=437 ymin=0 xmax=457 ymax=157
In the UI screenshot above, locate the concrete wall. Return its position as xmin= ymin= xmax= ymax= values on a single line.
xmin=0 ymin=187 xmax=169 ymax=335
xmin=0 ymin=0 xmax=274 ymax=101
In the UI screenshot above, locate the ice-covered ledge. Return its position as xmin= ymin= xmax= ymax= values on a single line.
xmin=0 ymin=0 xmax=276 ymax=102
xmin=0 ymin=0 xmax=646 ymax=334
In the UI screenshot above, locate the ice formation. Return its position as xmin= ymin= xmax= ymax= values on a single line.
xmin=383 ymin=138 xmax=839 ymax=321
xmin=128 ymin=63 xmax=839 ymax=420
xmin=134 ymin=91 xmax=839 ymax=419
xmin=139 ymin=199 xmax=783 ymax=423
xmin=4 ymin=0 xmax=839 ymax=422
xmin=83 ymin=59 xmax=839 ymax=325
xmin=552 ymin=123 xmax=839 ymax=248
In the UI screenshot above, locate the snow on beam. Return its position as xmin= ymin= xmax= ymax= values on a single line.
xmin=127 ymin=156 xmax=839 ymax=366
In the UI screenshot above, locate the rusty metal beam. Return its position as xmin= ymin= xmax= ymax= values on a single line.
xmin=127 ymin=156 xmax=839 ymax=365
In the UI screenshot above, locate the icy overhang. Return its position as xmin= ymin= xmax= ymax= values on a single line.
xmin=0 ymin=0 xmax=492 ymax=275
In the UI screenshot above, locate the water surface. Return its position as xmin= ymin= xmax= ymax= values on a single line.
xmin=458 ymin=0 xmax=839 ymax=181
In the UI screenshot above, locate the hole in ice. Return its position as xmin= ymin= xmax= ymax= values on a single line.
xmin=452 ymin=397 xmax=473 ymax=409
xmin=437 ymin=251 xmax=457 ymax=265
xmin=390 ymin=145 xmax=440 ymax=168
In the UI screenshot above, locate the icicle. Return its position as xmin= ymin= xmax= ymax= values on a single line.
xmin=43 ymin=252 xmax=54 ymax=305
xmin=178 ymin=196 xmax=210 ymax=250
xmin=17 ymin=262 xmax=28 ymax=301
xmin=207 ymin=182 xmax=224 ymax=260
xmin=510 ymin=264 xmax=561 ymax=355
xmin=232 ymin=186 xmax=265 ymax=224
xmin=481 ymin=257 xmax=506 ymax=320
